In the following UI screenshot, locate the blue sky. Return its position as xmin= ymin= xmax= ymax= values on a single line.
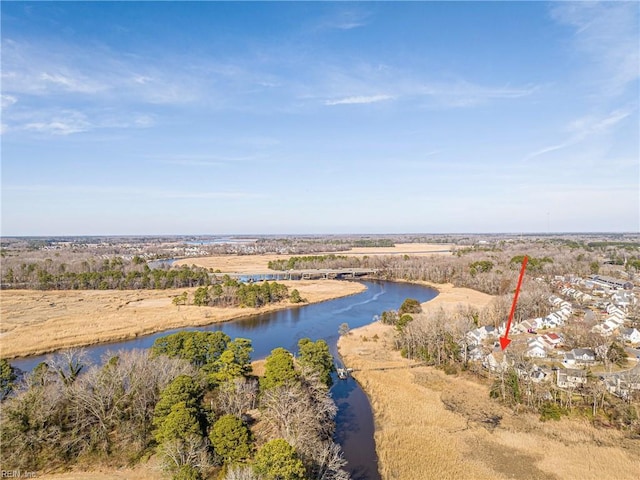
xmin=1 ymin=1 xmax=638 ymax=235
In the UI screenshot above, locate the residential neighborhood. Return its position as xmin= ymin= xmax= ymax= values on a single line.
xmin=467 ymin=272 xmax=640 ymax=399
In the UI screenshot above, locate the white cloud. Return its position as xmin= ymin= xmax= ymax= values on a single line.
xmin=550 ymin=2 xmax=639 ymax=97
xmin=1 ymin=94 xmax=17 ymax=108
xmin=524 ymin=107 xmax=635 ymax=162
xmin=24 ymin=111 xmax=91 ymax=135
xmin=325 ymin=94 xmax=394 ymax=106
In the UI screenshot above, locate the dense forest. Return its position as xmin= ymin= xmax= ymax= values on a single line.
xmin=0 ymin=332 xmax=347 ymax=480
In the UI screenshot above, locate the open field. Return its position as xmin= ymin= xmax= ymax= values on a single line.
xmin=338 ymin=303 xmax=640 ymax=480
xmin=413 ymin=280 xmax=494 ymax=313
xmin=0 ymin=280 xmax=365 ymax=358
xmin=174 ymin=242 xmax=452 ymax=272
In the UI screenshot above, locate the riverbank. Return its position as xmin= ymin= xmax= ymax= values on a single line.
xmin=338 ymin=284 xmax=640 ymax=480
xmin=0 ymin=280 xmax=365 ymax=359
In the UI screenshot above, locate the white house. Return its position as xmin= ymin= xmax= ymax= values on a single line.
xmin=621 ymin=327 xmax=640 ymax=345
xmin=526 ymin=345 xmax=547 ymax=358
xmin=563 ymin=348 xmax=596 ymax=366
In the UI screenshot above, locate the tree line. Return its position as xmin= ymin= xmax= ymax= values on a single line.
xmin=2 ymin=257 xmax=211 ymax=291
xmin=0 ymin=331 xmax=348 ymax=480
xmin=267 ymin=255 xmax=360 ymax=271
xmin=181 ymin=278 xmax=291 ymax=309
xmin=267 ymin=240 xmax=639 ymax=296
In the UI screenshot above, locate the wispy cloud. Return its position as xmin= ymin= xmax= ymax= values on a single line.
xmin=310 ymin=61 xmax=539 ymax=109
xmin=325 ymin=94 xmax=394 ymax=106
xmin=314 ymin=8 xmax=371 ymax=31
xmin=550 ymin=2 xmax=639 ymax=97
xmin=524 ymin=108 xmax=634 ymax=161
xmin=24 ymin=111 xmax=92 ymax=135
xmin=1 ymin=95 xmax=18 ymax=108
xmin=420 ymin=82 xmax=539 ymax=108
xmin=7 ymin=109 xmax=155 ymax=136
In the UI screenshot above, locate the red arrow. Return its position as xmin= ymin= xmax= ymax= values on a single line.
xmin=499 ymin=255 xmax=528 ymax=351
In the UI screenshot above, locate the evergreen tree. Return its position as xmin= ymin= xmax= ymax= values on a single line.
xmin=209 ymin=414 xmax=252 ymax=464
xmin=253 ymin=439 xmax=305 ymax=480
xmin=297 ymin=338 xmax=334 ymax=387
xmin=260 ymin=348 xmax=297 ymax=390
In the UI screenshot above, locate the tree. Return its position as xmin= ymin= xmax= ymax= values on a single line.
xmin=155 ymin=401 xmax=202 ymax=444
xmin=261 ymin=348 xmax=297 ymax=390
xmin=399 ymin=298 xmax=422 ymax=315
xmin=47 ymin=347 xmax=89 ymax=386
xmin=338 ymin=323 xmax=350 ymax=336
xmin=154 ymin=375 xmax=203 ymax=435
xmin=214 ymin=378 xmax=258 ymax=417
xmin=590 ymin=261 xmax=600 ymax=275
xmin=607 ymin=342 xmax=627 ymax=368
xmin=172 ymin=465 xmax=202 ymax=480
xmin=152 ymin=331 xmax=231 ymax=369
xmin=193 ymin=286 xmax=210 ymax=306
xmin=297 ymin=339 xmax=334 ymax=387
xmin=209 ymin=414 xmax=252 ymax=465
xmin=396 ymin=314 xmax=414 ymax=331
xmin=253 ymin=439 xmax=306 ymax=480
xmin=0 ymin=359 xmax=17 ymax=401
xmin=289 ymin=289 xmax=305 ymax=304
xmin=173 ymin=291 xmax=188 ymax=306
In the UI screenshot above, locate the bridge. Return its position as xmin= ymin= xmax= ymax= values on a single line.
xmin=209 ymin=268 xmax=378 ymax=282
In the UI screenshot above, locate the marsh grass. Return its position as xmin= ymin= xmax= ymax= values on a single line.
xmin=339 ymin=321 xmax=640 ymax=480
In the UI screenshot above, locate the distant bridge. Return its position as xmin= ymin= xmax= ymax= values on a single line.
xmin=210 ymin=268 xmax=378 ymax=282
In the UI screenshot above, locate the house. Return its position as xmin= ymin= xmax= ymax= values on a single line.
xmin=593 ymin=323 xmax=615 ymax=337
xmin=526 ymin=345 xmax=547 ymax=358
xmin=590 ymin=275 xmax=634 ymax=290
xmin=483 ymin=352 xmax=509 ymax=372
xmin=542 ymin=333 xmax=562 ymax=348
xmin=606 ymin=304 xmax=625 ymax=317
xmin=612 ymin=291 xmax=636 ymax=308
xmin=556 ymin=368 xmax=587 ymax=388
xmin=563 ymin=348 xmax=596 ymax=366
xmin=466 ymin=329 xmax=484 ymax=345
xmin=604 ymin=319 xmax=621 ymax=331
xmin=621 ymin=327 xmax=640 ymax=345
xmin=515 ymin=319 xmax=534 ymax=334
xmin=604 ymin=374 xmax=640 ymax=400
xmin=530 ymin=366 xmax=549 ymax=383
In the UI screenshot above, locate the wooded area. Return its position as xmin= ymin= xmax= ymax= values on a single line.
xmin=0 ymin=333 xmax=346 ymax=480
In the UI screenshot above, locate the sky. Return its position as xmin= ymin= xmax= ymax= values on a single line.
xmin=1 ymin=1 xmax=638 ymax=236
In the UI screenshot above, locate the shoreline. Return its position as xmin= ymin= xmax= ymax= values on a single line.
xmin=338 ymin=283 xmax=639 ymax=480
xmin=0 ymin=280 xmax=366 ymax=359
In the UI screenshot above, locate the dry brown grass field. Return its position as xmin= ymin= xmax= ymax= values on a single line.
xmin=339 ymin=320 xmax=640 ymax=480
xmin=35 ymin=466 xmax=162 ymax=480
xmin=0 ymin=280 xmax=365 ymax=358
xmin=173 ymin=242 xmax=453 ymax=272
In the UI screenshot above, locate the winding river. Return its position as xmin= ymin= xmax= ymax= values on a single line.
xmin=11 ymin=280 xmax=437 ymax=480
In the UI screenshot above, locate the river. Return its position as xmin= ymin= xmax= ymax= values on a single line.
xmin=10 ymin=280 xmax=437 ymax=480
